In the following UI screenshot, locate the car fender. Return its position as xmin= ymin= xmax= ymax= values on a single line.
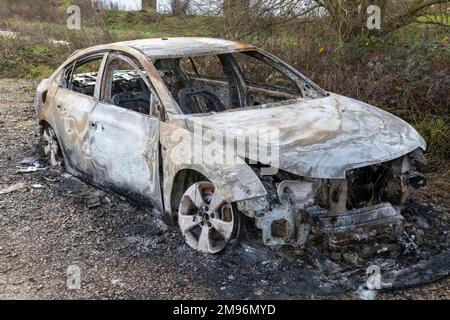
xmin=160 ymin=122 xmax=267 ymax=213
xmin=34 ymin=78 xmax=49 ymax=114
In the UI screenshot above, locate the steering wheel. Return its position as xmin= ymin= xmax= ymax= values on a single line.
xmin=178 ymin=85 xmax=226 ymax=114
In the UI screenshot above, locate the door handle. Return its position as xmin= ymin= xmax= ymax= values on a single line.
xmin=57 ymin=103 xmax=66 ymax=112
xmin=90 ymin=121 xmax=105 ymax=132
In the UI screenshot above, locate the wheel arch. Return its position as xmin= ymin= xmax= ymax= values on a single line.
xmin=170 ymin=169 xmax=210 ymax=214
xmin=38 ymin=119 xmax=52 ymax=133
xmin=166 ymin=164 xmax=267 ymax=218
xmin=160 ymin=122 xmax=267 ymax=217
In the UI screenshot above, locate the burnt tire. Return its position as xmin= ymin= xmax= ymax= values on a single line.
xmin=177 ymin=181 xmax=242 ymax=254
xmin=41 ymin=126 xmax=64 ymax=171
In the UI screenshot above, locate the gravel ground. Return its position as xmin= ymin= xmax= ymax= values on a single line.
xmin=0 ymin=79 xmax=449 ymax=300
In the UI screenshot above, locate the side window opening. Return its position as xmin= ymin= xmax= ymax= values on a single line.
xmin=55 ymin=63 xmax=74 ymax=89
xmin=232 ymin=52 xmax=302 ymax=96
xmin=182 ymin=55 xmax=226 ymax=80
xmin=102 ymin=56 xmax=152 ymax=115
xmin=179 ymin=58 xmax=199 ymax=76
xmin=70 ymin=56 xmax=103 ymax=97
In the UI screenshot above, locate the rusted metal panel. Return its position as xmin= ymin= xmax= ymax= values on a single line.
xmin=117 ymin=37 xmax=255 ymax=59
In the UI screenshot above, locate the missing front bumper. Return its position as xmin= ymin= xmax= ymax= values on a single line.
xmin=256 ymin=203 xmax=404 ymax=247
xmin=307 ymin=203 xmax=404 ymax=236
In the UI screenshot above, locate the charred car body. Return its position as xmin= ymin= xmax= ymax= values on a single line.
xmin=34 ymin=38 xmax=427 ymax=254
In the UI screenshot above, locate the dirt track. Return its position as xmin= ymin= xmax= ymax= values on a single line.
xmin=0 ymin=79 xmax=449 ymax=300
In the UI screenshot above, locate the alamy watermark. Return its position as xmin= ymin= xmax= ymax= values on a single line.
xmin=67 ymin=264 xmax=81 ymax=290
xmin=67 ymin=5 xmax=81 ymax=30
xmin=366 ymin=265 xmax=382 ymax=290
xmin=367 ymin=5 xmax=382 ymax=30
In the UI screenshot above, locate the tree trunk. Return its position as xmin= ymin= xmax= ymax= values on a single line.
xmin=143 ymin=0 xmax=157 ymax=10
xmin=171 ymin=0 xmax=191 ymax=16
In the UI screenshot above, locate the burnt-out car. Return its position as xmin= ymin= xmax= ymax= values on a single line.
xmin=34 ymin=37 xmax=427 ymax=254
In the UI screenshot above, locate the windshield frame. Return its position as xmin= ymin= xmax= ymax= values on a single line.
xmin=151 ymin=48 xmax=328 ymax=117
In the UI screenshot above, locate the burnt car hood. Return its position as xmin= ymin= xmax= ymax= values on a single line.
xmin=185 ymin=93 xmax=427 ymax=179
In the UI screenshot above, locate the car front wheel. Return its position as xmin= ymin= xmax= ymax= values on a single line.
xmin=178 ymin=182 xmax=241 ymax=254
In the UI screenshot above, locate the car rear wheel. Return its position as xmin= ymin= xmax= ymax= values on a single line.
xmin=42 ymin=126 xmax=64 ymax=171
xmin=178 ymin=182 xmax=241 ymax=254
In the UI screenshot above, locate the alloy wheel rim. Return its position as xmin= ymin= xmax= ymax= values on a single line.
xmin=178 ymin=182 xmax=235 ymax=254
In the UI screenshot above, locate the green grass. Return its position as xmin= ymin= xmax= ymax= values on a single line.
xmin=412 ymin=115 xmax=450 ymax=167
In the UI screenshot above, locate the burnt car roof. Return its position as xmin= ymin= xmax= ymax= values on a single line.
xmin=114 ymin=37 xmax=255 ymax=59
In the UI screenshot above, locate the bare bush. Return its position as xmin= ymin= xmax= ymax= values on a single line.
xmin=0 ymin=0 xmax=62 ymax=23
xmin=209 ymin=0 xmax=449 ymax=41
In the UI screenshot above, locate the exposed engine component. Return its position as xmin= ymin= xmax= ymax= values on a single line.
xmin=241 ymin=151 xmax=426 ymax=248
xmin=277 ymin=180 xmax=319 ymax=208
xmin=255 ymin=204 xmax=296 ymax=246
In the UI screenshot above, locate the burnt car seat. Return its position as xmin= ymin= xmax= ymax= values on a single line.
xmin=154 ymin=58 xmax=225 ymax=114
xmin=178 ymin=85 xmax=226 ymax=114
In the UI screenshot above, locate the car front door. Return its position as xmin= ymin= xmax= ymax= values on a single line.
xmin=88 ymin=52 xmax=163 ymax=211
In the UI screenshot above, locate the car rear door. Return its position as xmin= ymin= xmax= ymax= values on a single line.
xmin=51 ymin=53 xmax=107 ymax=177
xmin=88 ymin=52 xmax=163 ymax=211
